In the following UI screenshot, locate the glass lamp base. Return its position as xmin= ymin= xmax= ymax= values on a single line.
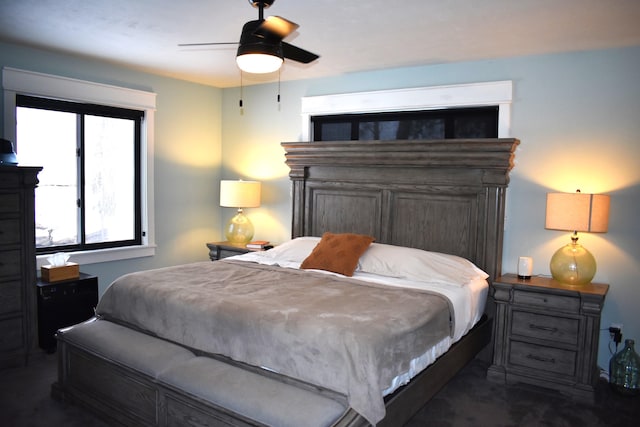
xmin=549 ymin=242 xmax=596 ymax=285
xmin=225 ymin=211 xmax=254 ymax=244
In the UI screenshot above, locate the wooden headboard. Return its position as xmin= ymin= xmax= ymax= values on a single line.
xmin=282 ymin=139 xmax=519 ymax=282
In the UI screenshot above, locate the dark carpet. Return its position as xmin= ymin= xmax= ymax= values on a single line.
xmin=1 ymin=353 xmax=637 ymax=426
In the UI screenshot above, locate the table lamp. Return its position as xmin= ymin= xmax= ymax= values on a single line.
xmin=545 ymin=190 xmax=610 ymax=285
xmin=220 ymin=180 xmax=261 ymax=244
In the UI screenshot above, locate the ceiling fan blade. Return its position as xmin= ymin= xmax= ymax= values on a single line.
xmin=178 ymin=42 xmax=237 ymax=47
xmin=254 ymin=16 xmax=298 ymax=40
xmin=282 ymin=42 xmax=319 ymax=64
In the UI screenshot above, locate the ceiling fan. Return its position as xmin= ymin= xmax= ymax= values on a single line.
xmin=179 ymin=0 xmax=319 ymax=74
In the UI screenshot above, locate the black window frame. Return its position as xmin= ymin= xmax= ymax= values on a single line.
xmin=16 ymin=94 xmax=144 ymax=255
xmin=311 ymin=106 xmax=499 ymax=141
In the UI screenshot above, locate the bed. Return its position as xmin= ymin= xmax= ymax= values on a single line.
xmin=52 ymin=138 xmax=519 ymax=427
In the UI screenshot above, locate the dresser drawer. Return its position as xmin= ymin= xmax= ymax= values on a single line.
xmin=0 ymin=250 xmax=21 ymax=278
xmin=0 ymin=280 xmax=22 ymax=314
xmin=0 ymin=218 xmax=21 ymax=245
xmin=513 ymin=289 xmax=580 ymax=312
xmin=0 ymin=317 xmax=25 ymax=352
xmin=511 ymin=310 xmax=579 ymax=345
xmin=509 ymin=340 xmax=577 ymax=376
xmin=0 ymin=192 xmax=20 ymax=213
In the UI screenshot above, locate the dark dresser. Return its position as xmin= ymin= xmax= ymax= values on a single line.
xmin=0 ymin=166 xmax=42 ymax=368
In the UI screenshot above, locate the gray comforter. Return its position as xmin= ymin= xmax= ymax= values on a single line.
xmin=96 ymin=260 xmax=453 ymax=425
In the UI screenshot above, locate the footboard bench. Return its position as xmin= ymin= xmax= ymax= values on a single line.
xmin=52 ymin=318 xmax=349 ymax=427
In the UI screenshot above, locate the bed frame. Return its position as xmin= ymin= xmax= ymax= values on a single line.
xmin=53 ymin=138 xmax=518 ymax=427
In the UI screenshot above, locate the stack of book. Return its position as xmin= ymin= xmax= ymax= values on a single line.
xmin=246 ymin=240 xmax=271 ymax=250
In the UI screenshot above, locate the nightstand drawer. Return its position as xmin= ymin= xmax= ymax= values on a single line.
xmin=511 ymin=310 xmax=579 ymax=344
xmin=206 ymin=242 xmax=253 ymax=261
xmin=513 ymin=289 xmax=580 ymax=312
xmin=218 ymin=248 xmax=245 ymax=259
xmin=509 ymin=341 xmax=577 ymax=376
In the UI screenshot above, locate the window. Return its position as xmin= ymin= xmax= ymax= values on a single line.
xmin=300 ymin=81 xmax=513 ymax=141
xmin=16 ymin=95 xmax=143 ymax=254
xmin=2 ymin=67 xmax=156 ymax=266
xmin=312 ymin=107 xmax=498 ymax=141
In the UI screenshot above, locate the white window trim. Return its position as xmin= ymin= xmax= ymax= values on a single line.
xmin=300 ymin=80 xmax=513 ymax=140
xmin=2 ymin=67 xmax=156 ymax=267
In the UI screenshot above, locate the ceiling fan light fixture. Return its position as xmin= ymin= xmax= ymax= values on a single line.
xmin=236 ymin=52 xmax=283 ymax=73
xmin=236 ymin=19 xmax=283 ymax=74
xmin=180 ymin=2 xmax=317 ymax=75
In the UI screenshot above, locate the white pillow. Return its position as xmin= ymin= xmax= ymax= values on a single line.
xmin=259 ymin=236 xmax=320 ymax=263
xmin=357 ymin=242 xmax=488 ymax=287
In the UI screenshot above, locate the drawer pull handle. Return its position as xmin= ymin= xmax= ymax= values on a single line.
xmin=529 ymin=323 xmax=558 ymax=333
xmin=527 ymin=354 xmax=556 ymax=364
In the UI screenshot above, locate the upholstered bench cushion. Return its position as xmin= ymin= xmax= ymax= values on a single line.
xmin=59 ymin=319 xmax=195 ymax=378
xmin=159 ymin=357 xmax=348 ymax=427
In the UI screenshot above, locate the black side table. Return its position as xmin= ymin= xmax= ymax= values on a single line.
xmin=36 ymin=272 xmax=98 ymax=352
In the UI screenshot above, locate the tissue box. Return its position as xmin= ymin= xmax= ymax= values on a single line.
xmin=41 ymin=262 xmax=80 ymax=282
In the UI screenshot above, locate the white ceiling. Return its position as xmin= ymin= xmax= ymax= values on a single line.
xmin=1 ymin=0 xmax=639 ymax=88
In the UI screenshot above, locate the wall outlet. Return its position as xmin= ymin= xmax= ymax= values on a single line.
xmin=609 ymin=323 xmax=623 ymax=345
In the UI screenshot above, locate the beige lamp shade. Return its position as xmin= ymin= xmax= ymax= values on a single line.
xmin=545 ymin=192 xmax=610 ymax=233
xmin=544 ymin=191 xmax=610 ymax=285
xmin=220 ymin=180 xmax=261 ymax=208
xmin=220 ymin=180 xmax=261 ymax=245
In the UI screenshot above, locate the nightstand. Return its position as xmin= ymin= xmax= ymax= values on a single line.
xmin=36 ymin=273 xmax=98 ymax=352
xmin=487 ymin=274 xmax=608 ymax=401
xmin=206 ymin=241 xmax=252 ymax=261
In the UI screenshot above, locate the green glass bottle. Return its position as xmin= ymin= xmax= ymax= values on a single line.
xmin=610 ymin=339 xmax=640 ymax=395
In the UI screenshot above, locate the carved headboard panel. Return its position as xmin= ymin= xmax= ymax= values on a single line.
xmin=282 ymin=139 xmax=518 ymax=282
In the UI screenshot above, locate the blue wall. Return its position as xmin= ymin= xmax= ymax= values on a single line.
xmin=221 ymin=46 xmax=640 ymax=370
xmin=2 ymin=38 xmax=638 ymax=371
xmin=0 ymin=41 xmax=224 ymax=289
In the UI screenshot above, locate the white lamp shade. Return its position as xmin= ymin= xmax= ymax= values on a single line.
xmin=220 ymin=180 xmax=261 ymax=208
xmin=545 ymin=192 xmax=610 ymax=233
xmin=236 ymin=53 xmax=283 ymax=74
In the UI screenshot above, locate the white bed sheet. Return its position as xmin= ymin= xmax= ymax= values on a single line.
xmin=226 ymin=251 xmax=488 ymax=395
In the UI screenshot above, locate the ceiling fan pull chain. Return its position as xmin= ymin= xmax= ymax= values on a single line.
xmin=239 ymin=71 xmax=244 ymax=108
xmin=277 ymin=69 xmax=281 ymax=103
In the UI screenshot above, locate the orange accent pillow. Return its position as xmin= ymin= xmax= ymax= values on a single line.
xmin=300 ymin=232 xmax=375 ymax=276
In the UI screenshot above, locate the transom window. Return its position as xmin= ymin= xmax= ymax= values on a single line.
xmin=300 ymin=81 xmax=513 ymax=141
xmin=16 ymin=94 xmax=143 ymax=254
xmin=312 ymin=107 xmax=498 ymax=141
